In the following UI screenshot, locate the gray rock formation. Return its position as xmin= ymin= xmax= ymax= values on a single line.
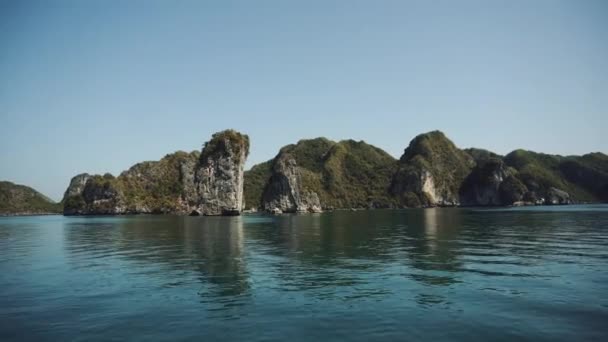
xmin=179 ymin=155 xmax=198 ymax=206
xmin=460 ymin=160 xmax=509 ymax=206
xmin=63 ymin=173 xmax=91 ymax=199
xmin=390 ymin=131 xmax=474 ymax=207
xmin=191 ymin=131 xmax=249 ymax=215
xmin=63 ymin=130 xmax=249 ymax=216
xmin=261 ymin=154 xmax=322 ymax=213
xmin=545 ymin=187 xmax=571 ymax=205
xmin=459 ymin=159 xmax=527 ymax=206
xmin=81 ymin=176 xmax=127 ymax=214
xmin=63 ymin=173 xmax=93 ymax=215
xmin=63 ymin=174 xmax=127 ymax=215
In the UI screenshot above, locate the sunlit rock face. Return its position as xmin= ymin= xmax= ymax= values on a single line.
xmin=62 ymin=173 xmax=91 ymax=215
xmin=261 ymin=154 xmax=322 ymax=213
xmin=63 ymin=173 xmax=90 ymax=200
xmin=390 ymin=131 xmax=474 ymax=207
xmin=192 ymin=130 xmax=249 ymax=216
xmin=62 ymin=130 xmax=249 ymax=216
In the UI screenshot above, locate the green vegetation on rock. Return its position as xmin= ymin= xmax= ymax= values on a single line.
xmin=243 ymin=160 xmax=272 ymax=210
xmin=559 ymin=153 xmax=608 ymax=202
xmin=62 ymin=129 xmax=608 ymax=214
xmin=504 ymin=149 xmax=607 ymax=202
xmin=250 ymin=131 xmax=608 ymax=210
xmin=319 ymin=140 xmax=398 ymax=208
xmin=63 ymin=129 xmax=251 ymax=215
xmin=0 ymin=181 xmax=61 ymax=215
xmin=391 ymin=131 xmax=474 ymax=207
xmin=119 ymin=151 xmax=200 ymax=212
xmin=200 ymin=129 xmax=250 ymax=165
xmin=247 ymin=138 xmax=398 ymax=210
xmin=464 ymin=148 xmax=502 ymax=163
xmin=63 ymin=151 xmax=199 ymax=214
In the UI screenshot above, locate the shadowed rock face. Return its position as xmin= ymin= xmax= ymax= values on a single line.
xmin=62 ymin=130 xmax=249 ymax=216
xmin=545 ymin=187 xmax=571 ymax=205
xmin=460 ymin=159 xmax=513 ymax=206
xmin=62 ymin=173 xmax=92 ymax=215
xmin=261 ymin=154 xmax=322 ymax=213
xmin=62 ymin=173 xmax=128 ymax=215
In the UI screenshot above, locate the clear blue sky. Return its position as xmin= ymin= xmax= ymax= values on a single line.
xmin=1 ymin=0 xmax=607 ymax=201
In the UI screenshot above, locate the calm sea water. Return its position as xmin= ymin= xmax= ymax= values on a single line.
xmin=1 ymin=206 xmax=607 ymax=341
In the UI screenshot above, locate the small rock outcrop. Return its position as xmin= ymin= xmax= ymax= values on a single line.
xmin=545 ymin=187 xmax=571 ymax=205
xmin=497 ymin=175 xmax=528 ymax=205
xmin=62 ymin=130 xmax=249 ymax=216
xmin=261 ymin=154 xmax=322 ymax=213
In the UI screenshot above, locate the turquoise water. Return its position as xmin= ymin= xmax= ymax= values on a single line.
xmin=1 ymin=206 xmax=607 ymax=341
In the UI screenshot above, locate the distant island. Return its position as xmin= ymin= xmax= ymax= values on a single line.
xmin=1 ymin=129 xmax=606 ymax=216
xmin=0 ymin=181 xmax=62 ymax=216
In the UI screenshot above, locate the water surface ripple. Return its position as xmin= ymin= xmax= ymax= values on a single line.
xmin=1 ymin=206 xmax=607 ymax=341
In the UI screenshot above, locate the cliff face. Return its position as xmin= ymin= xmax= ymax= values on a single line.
xmin=261 ymin=154 xmax=322 ymax=213
xmin=79 ymin=174 xmax=127 ymax=214
xmin=63 ymin=152 xmax=199 ymax=215
xmin=388 ymin=132 xmax=608 ymax=207
xmin=251 ymin=138 xmax=397 ymax=212
xmin=63 ymin=129 xmax=607 ymax=215
xmin=390 ymin=131 xmax=475 ymax=207
xmin=459 ymin=159 xmax=526 ymax=206
xmin=191 ymin=130 xmax=249 ymax=215
xmin=246 ymin=130 xmax=608 ymax=210
xmin=63 ymin=130 xmax=249 ymax=216
xmin=0 ymin=181 xmax=62 ymax=215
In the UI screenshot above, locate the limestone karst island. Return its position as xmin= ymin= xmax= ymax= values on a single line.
xmin=2 ymin=2 xmax=607 ymax=341
xmin=2 ymin=129 xmax=606 ymax=217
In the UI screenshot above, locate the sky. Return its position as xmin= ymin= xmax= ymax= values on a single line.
xmin=1 ymin=0 xmax=607 ymax=201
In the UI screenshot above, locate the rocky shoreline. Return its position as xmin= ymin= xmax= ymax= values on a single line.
xmin=0 ymin=212 xmax=61 ymax=217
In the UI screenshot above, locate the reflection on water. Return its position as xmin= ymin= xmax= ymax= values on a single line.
xmin=1 ymin=206 xmax=608 ymax=341
xmin=408 ymin=208 xmax=463 ymax=285
xmin=64 ymin=216 xmax=249 ymax=299
xmin=56 ymin=208 xmax=608 ymax=302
